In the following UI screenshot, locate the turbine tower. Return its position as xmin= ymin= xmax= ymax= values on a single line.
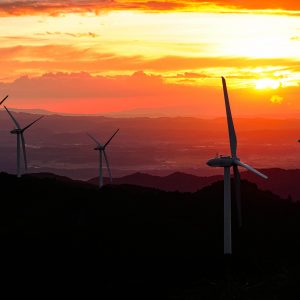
xmin=87 ymin=129 xmax=119 ymax=188
xmin=4 ymin=106 xmax=44 ymax=178
xmin=207 ymin=77 xmax=268 ymax=255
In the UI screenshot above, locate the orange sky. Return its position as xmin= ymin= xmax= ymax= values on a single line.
xmin=0 ymin=0 xmax=299 ymax=116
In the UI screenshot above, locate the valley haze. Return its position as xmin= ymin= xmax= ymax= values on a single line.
xmin=0 ymin=110 xmax=299 ymax=180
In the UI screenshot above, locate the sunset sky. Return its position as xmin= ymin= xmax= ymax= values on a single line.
xmin=0 ymin=0 xmax=300 ymax=116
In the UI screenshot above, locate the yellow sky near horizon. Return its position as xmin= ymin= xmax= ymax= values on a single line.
xmin=1 ymin=11 xmax=300 ymax=83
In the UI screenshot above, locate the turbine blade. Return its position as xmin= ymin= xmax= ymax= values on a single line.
xmin=222 ymin=77 xmax=237 ymax=158
xmin=21 ymin=133 xmax=28 ymax=171
xmin=87 ymin=133 xmax=101 ymax=146
xmin=234 ymin=159 xmax=268 ymax=179
xmin=104 ymin=129 xmax=119 ymax=148
xmin=103 ymin=150 xmax=112 ymax=183
xmin=0 ymin=95 xmax=8 ymax=105
xmin=22 ymin=115 xmax=44 ymax=132
xmin=233 ymin=165 xmax=242 ymax=228
xmin=4 ymin=106 xmax=21 ymax=129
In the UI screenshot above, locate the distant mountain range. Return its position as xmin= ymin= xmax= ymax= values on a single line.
xmin=6 ymin=106 xmax=300 ymax=119
xmin=88 ymin=168 xmax=300 ymax=201
xmin=0 ymin=111 xmax=300 ymax=178
xmin=4 ymin=107 xmax=106 ymax=117
xmin=4 ymin=106 xmax=186 ymax=118
xmin=88 ymin=171 xmax=222 ymax=192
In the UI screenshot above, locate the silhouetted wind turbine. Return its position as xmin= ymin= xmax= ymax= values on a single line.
xmin=207 ymin=77 xmax=268 ymax=255
xmin=4 ymin=106 xmax=44 ymax=178
xmin=87 ymin=129 xmax=119 ymax=188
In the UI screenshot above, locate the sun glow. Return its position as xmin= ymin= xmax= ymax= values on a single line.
xmin=1 ymin=5 xmax=300 ymax=114
xmin=255 ymin=78 xmax=281 ymax=90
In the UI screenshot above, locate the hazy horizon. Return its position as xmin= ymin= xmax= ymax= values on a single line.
xmin=4 ymin=106 xmax=300 ymax=119
xmin=0 ymin=111 xmax=299 ymax=179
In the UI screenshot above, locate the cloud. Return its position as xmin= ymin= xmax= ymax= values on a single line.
xmin=0 ymin=45 xmax=298 ymax=73
xmin=173 ymin=72 xmax=209 ymax=79
xmin=36 ymin=31 xmax=99 ymax=38
xmin=0 ymin=44 xmax=299 ymax=84
xmin=142 ymin=56 xmax=300 ymax=71
xmin=0 ymin=0 xmax=300 ymax=16
xmin=270 ymin=95 xmax=284 ymax=104
xmin=216 ymin=0 xmax=300 ymax=10
xmin=0 ymin=71 xmax=222 ymax=115
xmin=0 ymin=0 xmax=111 ymax=16
xmin=0 ymin=71 xmax=174 ymax=100
xmin=0 ymin=0 xmax=185 ymax=16
xmin=0 ymin=71 xmax=299 ymax=117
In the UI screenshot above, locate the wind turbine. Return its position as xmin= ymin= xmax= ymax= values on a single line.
xmin=87 ymin=129 xmax=119 ymax=188
xmin=207 ymin=77 xmax=268 ymax=255
xmin=4 ymin=106 xmax=44 ymax=178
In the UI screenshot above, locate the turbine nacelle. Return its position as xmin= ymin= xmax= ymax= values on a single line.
xmin=10 ymin=129 xmax=22 ymax=134
xmin=207 ymin=156 xmax=234 ymax=167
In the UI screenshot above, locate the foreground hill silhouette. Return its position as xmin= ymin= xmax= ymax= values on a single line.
xmin=2 ymin=172 xmax=300 ymax=298
xmin=88 ymin=168 xmax=300 ymax=201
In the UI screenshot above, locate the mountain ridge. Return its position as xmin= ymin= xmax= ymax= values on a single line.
xmin=88 ymin=168 xmax=300 ymax=201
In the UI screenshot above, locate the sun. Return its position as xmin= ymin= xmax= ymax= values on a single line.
xmin=255 ymin=78 xmax=281 ymax=90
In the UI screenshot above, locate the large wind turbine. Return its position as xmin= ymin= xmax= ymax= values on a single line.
xmin=207 ymin=77 xmax=268 ymax=255
xmin=4 ymin=106 xmax=44 ymax=178
xmin=87 ymin=129 xmax=119 ymax=188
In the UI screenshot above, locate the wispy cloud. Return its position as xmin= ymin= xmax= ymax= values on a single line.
xmin=0 ymin=44 xmax=299 ymax=83
xmin=0 ymin=0 xmax=300 ymax=16
xmin=0 ymin=0 xmax=185 ymax=16
xmin=270 ymin=94 xmax=284 ymax=104
xmin=171 ymin=72 xmax=209 ymax=79
xmin=35 ymin=31 xmax=99 ymax=38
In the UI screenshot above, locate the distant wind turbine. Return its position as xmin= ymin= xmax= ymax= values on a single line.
xmin=4 ymin=106 xmax=44 ymax=178
xmin=207 ymin=77 xmax=268 ymax=255
xmin=87 ymin=129 xmax=119 ymax=188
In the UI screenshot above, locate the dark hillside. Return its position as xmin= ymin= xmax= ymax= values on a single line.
xmin=88 ymin=168 xmax=300 ymax=201
xmin=1 ymin=172 xmax=300 ymax=299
